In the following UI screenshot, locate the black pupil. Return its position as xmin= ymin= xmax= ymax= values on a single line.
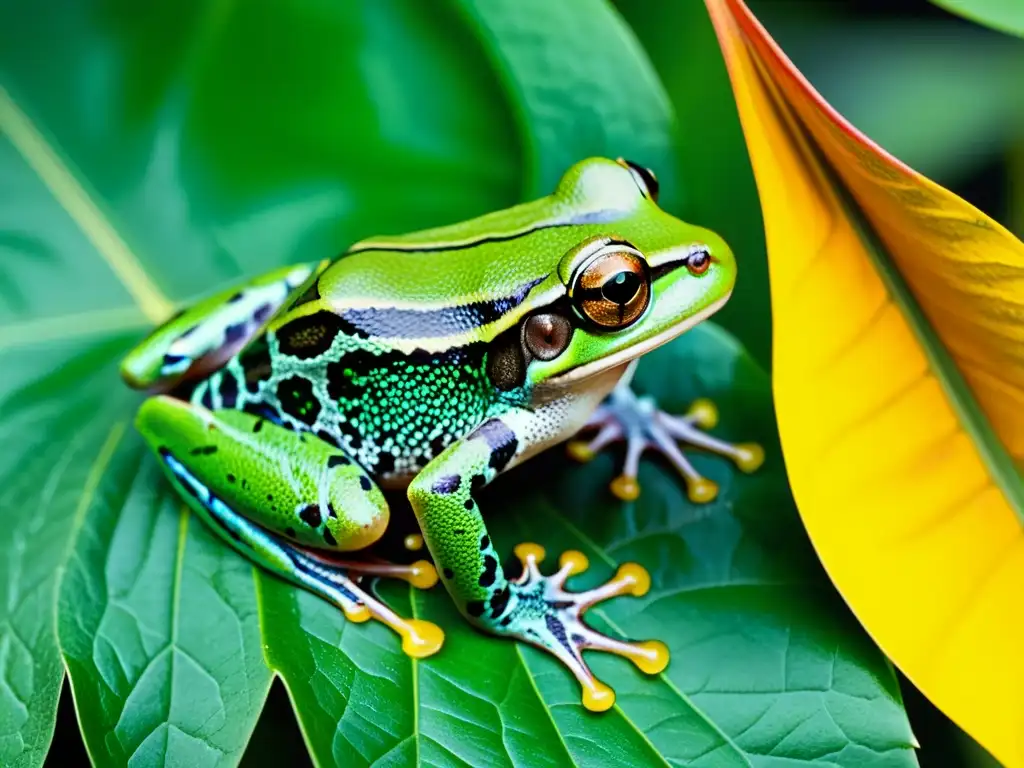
xmin=602 ymin=271 xmax=641 ymax=304
xmin=690 ymin=250 xmax=709 ymax=268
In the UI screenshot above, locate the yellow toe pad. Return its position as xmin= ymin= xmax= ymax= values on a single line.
xmin=400 ymin=619 xmax=445 ymax=658
xmin=514 ymin=542 xmax=546 ymax=565
xmin=616 ymin=563 xmax=651 ymax=597
xmin=582 ymin=680 xmax=616 ymax=712
xmin=734 ymin=443 xmax=765 ymax=473
xmin=567 ymin=441 xmax=596 ymax=462
xmin=687 ymin=477 xmax=719 ymax=504
xmin=405 ymin=560 xmax=439 ymax=590
xmin=686 ymin=398 xmax=719 ymax=429
xmin=610 ymin=474 xmax=640 ymax=501
xmin=559 ymin=550 xmax=589 ymax=576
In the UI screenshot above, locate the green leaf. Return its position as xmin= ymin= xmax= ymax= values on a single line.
xmin=0 ymin=339 xmax=123 ymax=768
xmin=57 ymin=400 xmax=273 ymax=766
xmin=0 ymin=0 xmax=914 ymax=764
xmin=452 ymin=0 xmax=675 ymax=197
xmin=930 ymin=0 xmax=1024 ymax=38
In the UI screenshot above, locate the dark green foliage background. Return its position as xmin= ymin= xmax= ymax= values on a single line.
xmin=1 ymin=0 xmax=1020 ymax=766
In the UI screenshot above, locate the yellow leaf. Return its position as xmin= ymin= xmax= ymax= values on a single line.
xmin=705 ymin=0 xmax=1024 ymax=763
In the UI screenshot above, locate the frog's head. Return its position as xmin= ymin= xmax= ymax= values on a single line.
xmin=491 ymin=156 xmax=736 ymax=392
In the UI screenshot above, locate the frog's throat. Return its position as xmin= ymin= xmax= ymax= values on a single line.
xmin=542 ymin=291 xmax=731 ymax=389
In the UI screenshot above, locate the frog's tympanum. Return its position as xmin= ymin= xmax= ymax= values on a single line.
xmin=121 ymin=158 xmax=763 ymax=711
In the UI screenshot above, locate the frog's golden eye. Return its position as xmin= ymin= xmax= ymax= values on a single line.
xmin=616 ymin=158 xmax=660 ymax=203
xmin=570 ymin=247 xmax=651 ymax=330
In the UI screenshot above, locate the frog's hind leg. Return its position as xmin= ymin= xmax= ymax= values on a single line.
xmin=137 ymin=396 xmax=443 ymax=658
xmin=568 ymin=360 xmax=764 ymax=503
xmin=121 ymin=260 xmax=328 ymax=392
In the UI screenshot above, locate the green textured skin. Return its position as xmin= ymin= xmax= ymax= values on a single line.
xmin=124 ymin=156 xmax=737 ymax=653
xmin=136 ymin=398 xmax=388 ymax=552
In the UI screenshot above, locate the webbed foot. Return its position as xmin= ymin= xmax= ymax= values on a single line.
xmin=497 ymin=543 xmax=669 ymax=712
xmin=569 ymin=376 xmax=763 ymax=503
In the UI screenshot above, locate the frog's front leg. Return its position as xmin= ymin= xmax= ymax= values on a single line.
xmin=121 ymin=260 xmax=328 ymax=392
xmin=569 ymin=360 xmax=765 ymax=502
xmin=408 ymin=411 xmax=668 ymax=712
xmin=137 ymin=396 xmax=443 ymax=658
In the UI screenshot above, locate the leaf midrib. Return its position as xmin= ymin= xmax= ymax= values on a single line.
xmin=0 ymin=87 xmax=173 ymax=324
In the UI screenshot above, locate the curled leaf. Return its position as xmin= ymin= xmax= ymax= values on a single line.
xmin=707 ymin=0 xmax=1024 ymax=763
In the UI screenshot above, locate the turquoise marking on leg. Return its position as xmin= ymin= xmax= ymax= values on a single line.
xmin=161 ymin=449 xmax=363 ymax=608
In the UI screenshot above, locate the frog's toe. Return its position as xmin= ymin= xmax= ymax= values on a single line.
xmin=355 ymin=559 xmax=439 ymax=590
xmin=609 ymin=473 xmax=641 ymax=501
xmin=300 ymin=549 xmax=440 ymax=591
xmin=503 ymin=544 xmax=669 ymax=712
xmin=572 ymin=384 xmax=763 ymax=504
xmin=291 ymin=549 xmax=444 ymax=657
xmin=567 ymin=405 xmax=623 ymax=464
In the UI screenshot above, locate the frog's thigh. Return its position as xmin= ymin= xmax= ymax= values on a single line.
xmin=137 ymin=395 xmax=389 ymax=552
xmin=137 ymin=396 xmax=443 ymax=657
xmin=121 ymin=259 xmax=328 ymax=391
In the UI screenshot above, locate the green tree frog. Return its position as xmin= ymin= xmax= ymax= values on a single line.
xmin=121 ymin=157 xmax=762 ymax=712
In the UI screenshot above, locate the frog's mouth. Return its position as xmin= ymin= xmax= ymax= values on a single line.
xmin=540 ymin=292 xmax=731 ymax=389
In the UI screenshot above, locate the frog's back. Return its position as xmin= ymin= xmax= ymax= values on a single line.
xmin=263 ymin=156 xmax=687 ymax=355
xmin=191 ymin=157 xmax=685 ymax=480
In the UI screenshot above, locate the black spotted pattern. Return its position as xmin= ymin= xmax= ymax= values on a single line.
xmin=545 ymin=614 xmax=574 ymax=655
xmin=324 ymin=349 xmax=377 ymax=402
xmin=478 ymin=555 xmax=497 ymax=587
xmin=199 ymin=386 xmax=215 ymax=409
xmin=218 ymin=371 xmax=239 ymax=409
xmin=489 ymin=586 xmax=511 ymax=619
xmin=298 ymin=504 xmax=322 ymax=528
xmin=277 ymin=375 xmax=321 ymax=426
xmin=239 ymin=337 xmax=273 ymax=393
xmin=277 ymin=311 xmax=355 ymax=359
